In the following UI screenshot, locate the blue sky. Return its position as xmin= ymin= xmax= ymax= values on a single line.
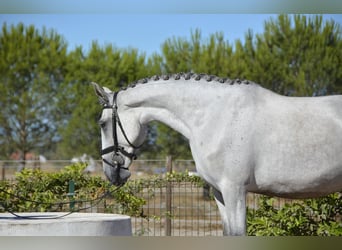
xmin=0 ymin=0 xmax=341 ymax=13
xmin=1 ymin=14 xmax=341 ymax=57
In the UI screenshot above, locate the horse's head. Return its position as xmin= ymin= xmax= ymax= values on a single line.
xmin=92 ymin=82 xmax=146 ymax=186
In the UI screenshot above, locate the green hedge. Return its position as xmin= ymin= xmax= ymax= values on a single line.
xmin=0 ymin=163 xmax=145 ymax=215
xmin=0 ymin=163 xmax=340 ymax=235
xmin=247 ymin=193 xmax=342 ymax=236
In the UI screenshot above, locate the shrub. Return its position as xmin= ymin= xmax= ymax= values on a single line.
xmin=247 ymin=193 xmax=342 ymax=236
xmin=0 ymin=163 xmax=145 ymax=215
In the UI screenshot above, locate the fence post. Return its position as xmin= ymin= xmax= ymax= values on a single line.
xmin=165 ymin=155 xmax=172 ymax=236
xmin=67 ymin=180 xmax=75 ymax=211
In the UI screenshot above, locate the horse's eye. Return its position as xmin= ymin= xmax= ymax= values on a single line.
xmin=98 ymin=121 xmax=106 ymax=129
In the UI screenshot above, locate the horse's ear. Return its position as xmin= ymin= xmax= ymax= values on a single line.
xmin=91 ymin=82 xmax=110 ymax=106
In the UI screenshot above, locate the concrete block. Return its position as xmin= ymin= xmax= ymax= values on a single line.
xmin=0 ymin=213 xmax=132 ymax=236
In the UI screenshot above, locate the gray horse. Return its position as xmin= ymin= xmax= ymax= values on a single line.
xmin=92 ymin=73 xmax=342 ymax=235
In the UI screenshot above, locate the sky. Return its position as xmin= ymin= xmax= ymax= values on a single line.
xmin=0 ymin=0 xmax=341 ymax=13
xmin=1 ymin=14 xmax=341 ymax=57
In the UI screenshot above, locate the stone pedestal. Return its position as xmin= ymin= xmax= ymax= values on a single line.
xmin=0 ymin=213 xmax=132 ymax=236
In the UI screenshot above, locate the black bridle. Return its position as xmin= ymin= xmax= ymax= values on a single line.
xmin=101 ymin=91 xmax=143 ymax=172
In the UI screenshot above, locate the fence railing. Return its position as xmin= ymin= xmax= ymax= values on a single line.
xmin=118 ymin=180 xmax=296 ymax=236
xmin=128 ymin=156 xmax=224 ymax=236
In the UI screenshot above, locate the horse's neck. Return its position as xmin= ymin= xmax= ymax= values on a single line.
xmin=118 ymin=81 xmax=258 ymax=140
xmin=118 ymin=82 xmax=200 ymax=139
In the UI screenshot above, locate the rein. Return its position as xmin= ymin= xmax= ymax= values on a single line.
xmin=0 ymin=185 xmax=122 ymax=220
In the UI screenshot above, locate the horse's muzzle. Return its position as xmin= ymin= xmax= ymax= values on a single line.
xmin=103 ymin=154 xmax=131 ymax=186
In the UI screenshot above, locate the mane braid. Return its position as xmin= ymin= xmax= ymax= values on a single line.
xmin=120 ymin=72 xmax=254 ymax=91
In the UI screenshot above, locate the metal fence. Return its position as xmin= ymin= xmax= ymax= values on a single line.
xmin=119 ymin=180 xmax=296 ymax=236
xmin=130 ymin=180 xmax=222 ymax=236
xmin=0 ymin=158 xmax=297 ymax=236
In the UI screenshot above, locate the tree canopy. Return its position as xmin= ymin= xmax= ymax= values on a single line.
xmin=244 ymin=15 xmax=342 ymax=96
xmin=56 ymin=42 xmax=155 ymax=159
xmin=0 ymin=15 xmax=341 ymax=161
xmin=0 ymin=23 xmax=67 ymax=160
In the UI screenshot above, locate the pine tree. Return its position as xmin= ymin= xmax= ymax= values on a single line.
xmin=56 ymin=43 xmax=151 ymax=159
xmin=245 ymin=15 xmax=341 ymax=96
xmin=0 ymin=23 xmax=67 ymax=162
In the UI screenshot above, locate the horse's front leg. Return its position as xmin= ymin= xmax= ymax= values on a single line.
xmin=214 ymin=184 xmax=247 ymax=236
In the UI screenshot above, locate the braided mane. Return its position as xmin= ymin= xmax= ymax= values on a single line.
xmin=120 ymin=72 xmax=255 ymax=91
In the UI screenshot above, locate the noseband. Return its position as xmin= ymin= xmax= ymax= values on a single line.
xmin=101 ymin=91 xmax=143 ymax=171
